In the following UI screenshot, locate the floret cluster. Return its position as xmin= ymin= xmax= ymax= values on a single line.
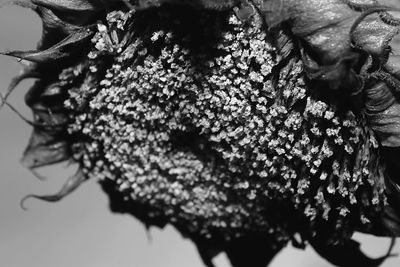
xmin=61 ymin=8 xmax=387 ymax=245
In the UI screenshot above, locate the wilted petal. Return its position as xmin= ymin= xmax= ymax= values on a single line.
xmin=351 ymin=12 xmax=399 ymax=62
xmin=0 ymin=63 xmax=39 ymax=110
xmin=21 ymin=129 xmax=70 ymax=169
xmin=2 ymin=26 xmax=95 ymax=63
xmin=365 ymin=81 xmax=400 ymax=147
xmin=20 ymin=170 xmax=86 ymax=209
xmin=32 ymin=0 xmax=102 ymax=12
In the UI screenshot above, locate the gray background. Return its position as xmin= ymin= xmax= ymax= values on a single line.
xmin=0 ymin=3 xmax=399 ymax=267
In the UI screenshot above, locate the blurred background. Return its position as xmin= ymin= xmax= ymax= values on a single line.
xmin=0 ymin=3 xmax=399 ymax=267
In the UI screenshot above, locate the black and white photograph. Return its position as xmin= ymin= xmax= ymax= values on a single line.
xmin=1 ymin=1 xmax=400 ymax=266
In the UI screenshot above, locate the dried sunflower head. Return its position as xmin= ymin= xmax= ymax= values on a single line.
xmin=2 ymin=0 xmax=400 ymax=266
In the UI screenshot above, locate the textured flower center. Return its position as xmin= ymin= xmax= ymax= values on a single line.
xmin=58 ymin=8 xmax=387 ymax=245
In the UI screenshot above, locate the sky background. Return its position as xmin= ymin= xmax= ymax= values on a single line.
xmin=0 ymin=3 xmax=399 ymax=267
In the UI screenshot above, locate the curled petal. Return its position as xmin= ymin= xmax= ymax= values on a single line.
xmin=365 ymin=80 xmax=400 ymax=147
xmin=266 ymin=1 xmax=400 ymax=78
xmin=0 ymin=63 xmax=39 ymax=110
xmin=277 ymin=0 xmax=357 ymax=64
xmin=20 ymin=170 xmax=86 ymax=210
xmin=1 ymin=26 xmax=95 ymax=63
xmin=310 ymin=238 xmax=397 ymax=267
xmin=21 ymin=129 xmax=70 ymax=169
xmin=32 ymin=0 xmax=103 ymax=12
xmin=351 ymin=8 xmax=400 ymax=64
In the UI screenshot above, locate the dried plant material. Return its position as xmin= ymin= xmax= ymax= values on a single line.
xmin=3 ymin=1 xmax=400 ymax=266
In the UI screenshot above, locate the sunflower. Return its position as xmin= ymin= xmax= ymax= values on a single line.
xmin=2 ymin=0 xmax=400 ymax=266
